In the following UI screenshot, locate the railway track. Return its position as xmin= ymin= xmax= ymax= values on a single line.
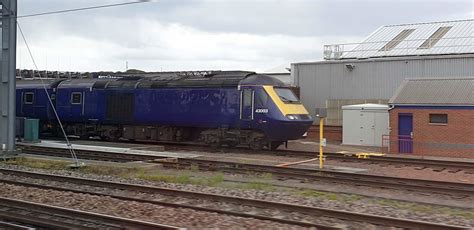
xmin=168 ymin=144 xmax=474 ymax=172
xmin=282 ymin=150 xmax=474 ymax=171
xmin=18 ymin=144 xmax=474 ymax=197
xmin=0 ymin=168 xmax=469 ymax=230
xmin=25 ymin=139 xmax=474 ymax=174
xmin=160 ymin=158 xmax=474 ymax=197
xmin=0 ymin=196 xmax=180 ymax=230
xmin=20 ymin=142 xmax=474 ymax=172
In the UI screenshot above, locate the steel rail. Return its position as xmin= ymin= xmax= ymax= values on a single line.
xmin=280 ymin=150 xmax=474 ymax=171
xmin=0 ymin=168 xmax=469 ymax=230
xmin=19 ymin=142 xmax=474 ymax=171
xmin=0 ymin=196 xmax=182 ymax=230
xmin=161 ymin=158 xmax=474 ymax=196
xmin=0 ymin=175 xmax=333 ymax=229
xmin=19 ymin=144 xmax=166 ymax=162
xmin=136 ymin=141 xmax=474 ymax=171
xmin=17 ymin=145 xmax=474 ymax=196
xmin=0 ymin=220 xmax=35 ymax=230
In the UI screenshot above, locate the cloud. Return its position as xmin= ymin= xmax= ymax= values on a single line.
xmin=18 ymin=16 xmax=357 ymax=72
xmin=16 ymin=0 xmax=472 ymax=72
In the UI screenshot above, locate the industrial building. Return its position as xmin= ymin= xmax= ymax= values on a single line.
xmin=292 ymin=19 xmax=474 ymax=140
xmin=388 ymin=77 xmax=474 ymax=158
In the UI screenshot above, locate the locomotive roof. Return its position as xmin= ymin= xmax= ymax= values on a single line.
xmin=58 ymin=78 xmax=108 ymax=89
xmin=16 ymin=79 xmax=63 ymax=89
xmin=39 ymin=71 xmax=286 ymax=90
xmin=136 ymin=71 xmax=258 ymax=88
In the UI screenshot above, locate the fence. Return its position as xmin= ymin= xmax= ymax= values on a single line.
xmin=381 ymin=135 xmax=474 ymax=158
xmin=323 ymin=36 xmax=474 ymax=60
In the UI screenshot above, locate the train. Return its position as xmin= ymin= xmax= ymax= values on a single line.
xmin=16 ymin=71 xmax=313 ymax=150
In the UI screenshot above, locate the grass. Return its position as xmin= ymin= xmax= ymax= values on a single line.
xmin=3 ymin=157 xmax=70 ymax=170
xmin=296 ymin=189 xmax=363 ymax=202
xmin=373 ymin=199 xmax=474 ymax=218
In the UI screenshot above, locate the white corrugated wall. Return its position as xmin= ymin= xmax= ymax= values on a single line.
xmin=292 ymin=55 xmax=474 ymax=124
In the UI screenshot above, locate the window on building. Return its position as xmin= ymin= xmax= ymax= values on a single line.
xmin=379 ymin=29 xmax=415 ymax=52
xmin=24 ymin=92 xmax=34 ymax=104
xmin=71 ymin=92 xmax=82 ymax=104
xmin=429 ymin=114 xmax=448 ymax=124
xmin=418 ymin=26 xmax=452 ymax=49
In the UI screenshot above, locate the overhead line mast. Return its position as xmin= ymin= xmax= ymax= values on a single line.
xmin=0 ymin=0 xmax=18 ymax=157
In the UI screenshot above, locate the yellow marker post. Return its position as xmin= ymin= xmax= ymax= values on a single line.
xmin=315 ymin=108 xmax=326 ymax=169
xmin=319 ymin=117 xmax=324 ymax=169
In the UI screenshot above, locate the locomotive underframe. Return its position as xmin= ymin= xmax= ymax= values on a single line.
xmin=44 ymin=121 xmax=282 ymax=150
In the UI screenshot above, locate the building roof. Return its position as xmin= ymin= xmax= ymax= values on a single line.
xmin=342 ymin=103 xmax=389 ymax=110
xmin=389 ymin=77 xmax=474 ymax=106
xmin=324 ymin=19 xmax=473 ymax=60
xmin=262 ymin=64 xmax=291 ymax=74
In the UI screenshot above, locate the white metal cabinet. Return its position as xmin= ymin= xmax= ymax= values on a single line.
xmin=342 ymin=104 xmax=389 ymax=147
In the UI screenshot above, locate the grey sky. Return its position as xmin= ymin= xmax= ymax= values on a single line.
xmin=17 ymin=0 xmax=473 ymax=72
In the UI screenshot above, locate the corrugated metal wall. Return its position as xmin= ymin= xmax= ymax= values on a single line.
xmin=292 ymin=55 xmax=474 ymax=125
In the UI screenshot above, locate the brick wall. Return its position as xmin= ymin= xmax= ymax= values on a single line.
xmin=306 ymin=125 xmax=342 ymax=143
xmin=389 ymin=108 xmax=474 ymax=158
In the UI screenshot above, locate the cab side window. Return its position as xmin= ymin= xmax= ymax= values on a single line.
xmin=24 ymin=92 xmax=34 ymax=104
xmin=255 ymin=90 xmax=269 ymax=107
xmin=71 ymin=92 xmax=82 ymax=104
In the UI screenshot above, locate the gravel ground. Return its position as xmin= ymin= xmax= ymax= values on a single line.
xmin=0 ymin=175 xmax=367 ymax=229
xmin=0 ymin=182 xmax=309 ymax=230
xmin=0 ymin=163 xmax=472 ymax=228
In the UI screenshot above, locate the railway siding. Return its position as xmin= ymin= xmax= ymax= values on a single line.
xmin=0 ymin=167 xmax=470 ymax=229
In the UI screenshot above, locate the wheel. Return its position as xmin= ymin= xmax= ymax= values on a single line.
xmin=206 ymin=135 xmax=221 ymax=148
xmin=225 ymin=141 xmax=239 ymax=148
xmin=269 ymin=141 xmax=283 ymax=150
xmin=249 ymin=138 xmax=265 ymax=150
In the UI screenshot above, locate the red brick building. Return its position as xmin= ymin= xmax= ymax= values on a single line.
xmin=388 ymin=78 xmax=474 ymax=158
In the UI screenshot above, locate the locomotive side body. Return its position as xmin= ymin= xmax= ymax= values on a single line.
xmin=16 ymin=80 xmax=62 ymax=121
xmin=134 ymin=87 xmax=240 ymax=128
xmin=15 ymin=71 xmax=313 ymax=149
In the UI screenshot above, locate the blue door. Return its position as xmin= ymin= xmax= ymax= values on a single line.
xmin=240 ymin=88 xmax=254 ymax=121
xmin=398 ymin=114 xmax=413 ymax=153
xmin=70 ymin=91 xmax=85 ymax=120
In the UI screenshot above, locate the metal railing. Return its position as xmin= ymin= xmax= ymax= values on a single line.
xmin=381 ymin=134 xmax=474 ymax=157
xmin=324 ymin=36 xmax=474 ymax=60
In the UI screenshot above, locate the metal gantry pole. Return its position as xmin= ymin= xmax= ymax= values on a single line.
xmin=0 ymin=0 xmax=18 ymax=157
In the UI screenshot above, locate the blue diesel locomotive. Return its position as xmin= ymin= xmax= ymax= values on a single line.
xmin=16 ymin=71 xmax=313 ymax=150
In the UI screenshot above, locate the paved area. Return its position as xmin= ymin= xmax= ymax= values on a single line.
xmin=19 ymin=140 xmax=202 ymax=159
xmin=287 ymin=139 xmax=474 ymax=163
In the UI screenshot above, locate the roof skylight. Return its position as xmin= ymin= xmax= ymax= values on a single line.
xmin=418 ymin=26 xmax=452 ymax=49
xmin=379 ymin=29 xmax=415 ymax=52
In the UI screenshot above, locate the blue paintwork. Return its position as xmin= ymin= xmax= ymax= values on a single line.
xmin=16 ymin=74 xmax=313 ymax=142
xmin=55 ymin=79 xmax=108 ymax=123
xmin=15 ymin=80 xmax=59 ymax=121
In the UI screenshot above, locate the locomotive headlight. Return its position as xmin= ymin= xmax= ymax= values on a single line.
xmin=286 ymin=115 xmax=297 ymax=120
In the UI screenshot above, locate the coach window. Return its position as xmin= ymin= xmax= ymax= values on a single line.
xmin=71 ymin=92 xmax=82 ymax=104
xmin=24 ymin=92 xmax=34 ymax=104
xmin=429 ymin=114 xmax=448 ymax=124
